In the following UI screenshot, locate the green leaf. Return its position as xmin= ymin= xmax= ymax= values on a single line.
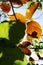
xmin=0 ymin=21 xmax=26 ymax=45
xmin=0 ymin=52 xmax=3 ymax=58
xmin=9 ymin=21 xmax=26 ymax=45
xmin=27 ymin=2 xmax=35 ymax=8
xmin=0 ymin=47 xmax=28 ymax=65
xmin=0 ymin=22 xmax=9 ymax=39
xmin=14 ymin=55 xmax=28 ymax=65
xmin=32 ymin=39 xmax=40 ymax=48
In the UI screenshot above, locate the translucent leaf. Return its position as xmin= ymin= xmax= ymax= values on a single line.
xmin=8 ymin=13 xmax=26 ymax=23
xmin=26 ymin=2 xmax=39 ymax=19
xmin=1 ymin=2 xmax=11 ymax=13
xmin=27 ymin=2 xmax=34 ymax=8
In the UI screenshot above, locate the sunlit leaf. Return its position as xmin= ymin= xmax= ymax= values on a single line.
xmin=26 ymin=2 xmax=39 ymax=19
xmin=1 ymin=2 xmax=11 ymax=13
xmin=26 ymin=20 xmax=42 ymax=39
xmin=0 ymin=22 xmax=9 ymax=39
xmin=32 ymin=38 xmax=40 ymax=48
xmin=8 ymin=13 xmax=26 ymax=23
xmin=39 ymin=50 xmax=43 ymax=54
xmin=27 ymin=2 xmax=34 ymax=8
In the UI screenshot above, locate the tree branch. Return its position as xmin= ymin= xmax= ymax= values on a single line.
xmin=9 ymin=0 xmax=17 ymax=21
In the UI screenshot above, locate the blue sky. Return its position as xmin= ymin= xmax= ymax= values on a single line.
xmin=32 ymin=2 xmax=43 ymax=28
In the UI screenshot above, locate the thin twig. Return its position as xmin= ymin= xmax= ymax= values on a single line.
xmin=9 ymin=0 xmax=17 ymax=20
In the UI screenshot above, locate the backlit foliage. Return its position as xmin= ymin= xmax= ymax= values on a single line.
xmin=8 ymin=13 xmax=26 ymax=23
xmin=1 ymin=2 xmax=11 ymax=13
xmin=0 ymin=1 xmax=43 ymax=65
xmin=26 ymin=2 xmax=39 ymax=19
xmin=26 ymin=20 xmax=42 ymax=39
